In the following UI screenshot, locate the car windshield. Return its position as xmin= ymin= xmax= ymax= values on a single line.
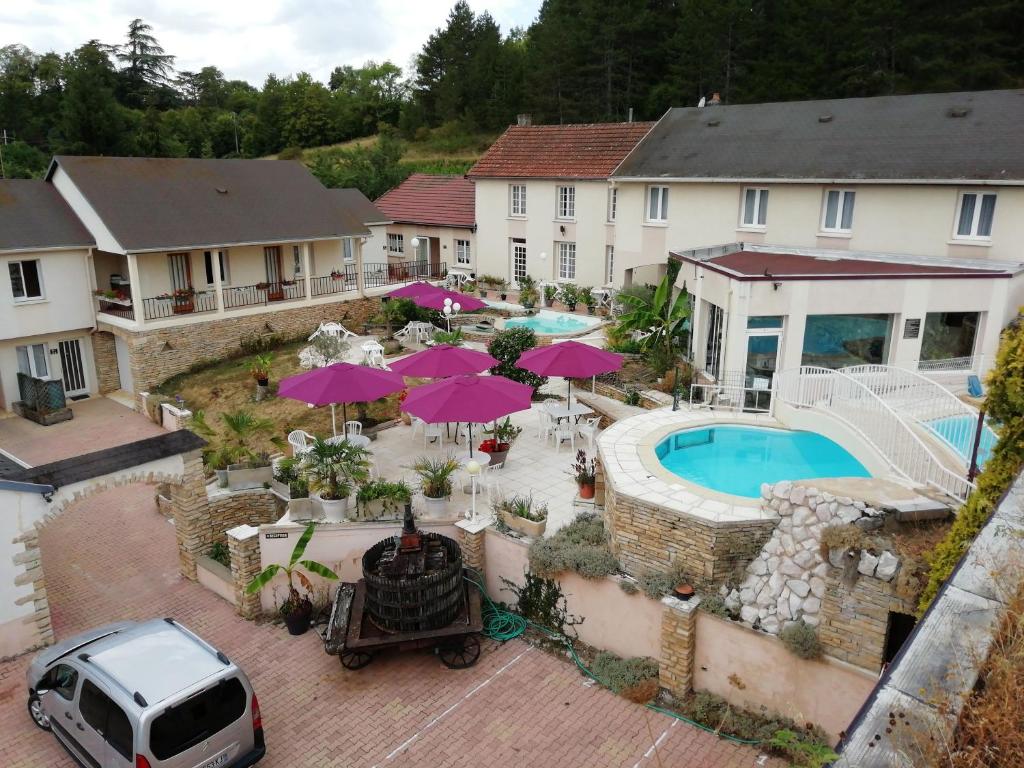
xmin=149 ymin=677 xmax=246 ymax=760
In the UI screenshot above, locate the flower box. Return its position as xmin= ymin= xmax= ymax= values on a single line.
xmin=500 ymin=510 xmax=547 ymax=539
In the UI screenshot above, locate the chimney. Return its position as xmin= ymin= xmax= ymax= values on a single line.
xmin=709 ymin=92 xmax=721 ymax=106
xmin=516 ymin=113 xmax=532 ymax=127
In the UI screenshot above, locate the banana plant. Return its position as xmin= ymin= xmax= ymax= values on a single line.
xmin=244 ymin=523 xmax=338 ymax=602
xmin=616 ymin=271 xmax=691 ymax=365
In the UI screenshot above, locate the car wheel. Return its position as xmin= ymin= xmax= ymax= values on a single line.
xmin=28 ymin=695 xmax=51 ymax=730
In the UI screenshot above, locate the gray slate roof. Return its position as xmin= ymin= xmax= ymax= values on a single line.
xmin=48 ymin=156 xmax=370 ymax=252
xmin=330 ymin=188 xmax=391 ymax=225
xmin=0 ymin=179 xmax=94 ymax=253
xmin=614 ymin=89 xmax=1024 ymax=182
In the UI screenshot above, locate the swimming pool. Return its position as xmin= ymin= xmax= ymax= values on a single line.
xmin=505 ymin=310 xmax=601 ymax=335
xmin=655 ymin=425 xmax=870 ymax=498
xmin=927 ymin=415 xmax=997 ymax=467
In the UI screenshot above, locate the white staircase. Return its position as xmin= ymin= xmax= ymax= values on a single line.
xmin=775 ymin=366 xmax=975 ymax=503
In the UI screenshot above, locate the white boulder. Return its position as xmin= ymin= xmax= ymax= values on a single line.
xmin=787 ymin=579 xmax=811 ymax=598
xmin=858 ymin=551 xmax=879 ymax=576
xmin=803 ymin=596 xmax=821 ymax=614
xmin=875 ymin=551 xmax=900 ymax=581
xmin=740 ymin=605 xmax=759 ymax=625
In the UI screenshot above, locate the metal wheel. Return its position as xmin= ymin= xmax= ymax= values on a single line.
xmin=340 ymin=649 xmax=374 ymax=670
xmin=439 ymin=634 xmax=481 ymax=669
xmin=28 ymin=696 xmax=50 ymax=730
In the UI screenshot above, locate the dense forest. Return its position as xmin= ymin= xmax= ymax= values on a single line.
xmin=2 ymin=1 xmax=1022 ymax=190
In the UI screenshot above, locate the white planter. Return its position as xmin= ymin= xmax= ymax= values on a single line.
xmin=313 ymin=493 xmax=349 ymax=522
xmin=226 ymin=464 xmax=273 ymax=491
xmin=289 ymin=497 xmax=318 ymax=522
xmin=356 ymin=497 xmax=406 ymax=521
xmin=420 ymin=495 xmax=450 ymax=519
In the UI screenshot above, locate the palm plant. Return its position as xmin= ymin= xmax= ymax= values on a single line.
xmin=244 ymin=522 xmax=337 ymax=616
xmin=190 ymin=408 xmax=283 ymax=469
xmin=615 ymin=271 xmax=691 ymax=370
xmin=380 ymin=298 xmax=408 ymax=338
xmin=301 ymin=437 xmax=370 ymax=500
xmin=410 ymin=455 xmax=460 ymax=499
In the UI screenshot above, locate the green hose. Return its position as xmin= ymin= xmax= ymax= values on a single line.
xmin=464 ymin=575 xmax=761 ymax=747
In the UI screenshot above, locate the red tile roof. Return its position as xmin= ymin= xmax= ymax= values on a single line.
xmin=467 ymin=122 xmax=656 ymax=179
xmin=374 ymin=174 xmax=475 ymax=229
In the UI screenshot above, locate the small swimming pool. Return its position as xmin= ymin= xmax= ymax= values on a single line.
xmin=927 ymin=415 xmax=997 ymax=468
xmin=655 ymin=425 xmax=870 ymax=498
xmin=505 ymin=310 xmax=600 ymax=335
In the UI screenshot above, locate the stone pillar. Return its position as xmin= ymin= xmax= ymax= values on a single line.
xmin=170 ymin=449 xmax=210 ymax=581
xmin=456 ymin=518 xmax=488 ymax=579
xmin=659 ymin=594 xmax=701 ymax=697
xmin=594 ymin=456 xmax=606 ymax=508
xmin=13 ymin=529 xmax=54 ymax=648
xmin=91 ymin=331 xmax=121 ymax=394
xmin=227 ymin=524 xmax=263 ymax=619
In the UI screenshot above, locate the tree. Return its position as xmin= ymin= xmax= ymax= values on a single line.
xmin=59 ymin=42 xmax=126 ymax=155
xmin=615 ymin=270 xmax=691 ymax=372
xmin=488 ymin=327 xmax=547 ymax=392
xmin=306 ymin=129 xmax=408 ymax=198
xmin=282 ymin=73 xmax=333 ymax=148
xmin=113 ymin=18 xmax=175 ymax=107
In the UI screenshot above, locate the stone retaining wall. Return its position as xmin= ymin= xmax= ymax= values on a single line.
xmin=819 ymin=571 xmax=915 ymax=671
xmin=91 ymin=330 xmax=120 ymax=394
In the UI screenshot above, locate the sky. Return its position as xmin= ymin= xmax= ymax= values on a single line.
xmin=2 ymin=0 xmax=540 ymax=85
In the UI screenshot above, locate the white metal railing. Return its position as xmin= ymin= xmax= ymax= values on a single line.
xmin=915 ymin=355 xmax=977 ymax=372
xmin=775 ymin=366 xmax=974 ymax=502
xmin=689 ymin=369 xmax=774 ymax=413
xmin=841 ymin=364 xmax=984 ymax=466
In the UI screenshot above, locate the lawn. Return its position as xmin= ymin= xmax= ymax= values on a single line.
xmin=155 ymin=339 xmax=404 ymax=455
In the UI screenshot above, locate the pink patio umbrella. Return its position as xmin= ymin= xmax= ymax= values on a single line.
xmin=402 ymin=374 xmax=533 ymax=456
xmin=388 ymin=281 xmax=440 ymax=299
xmin=278 ymin=362 xmax=405 ymax=435
xmin=412 ymin=287 xmax=487 ymax=313
xmin=516 ymin=340 xmax=623 ymax=400
xmin=388 ymin=344 xmax=498 ymax=378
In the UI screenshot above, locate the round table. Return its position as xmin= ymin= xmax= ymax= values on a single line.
xmin=326 ymin=434 xmax=371 ymax=449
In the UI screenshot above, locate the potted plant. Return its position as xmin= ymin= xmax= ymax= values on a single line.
xmin=494 ymin=494 xmax=548 ymax=538
xmin=190 ymin=409 xmax=283 ymax=489
xmin=568 ymin=449 xmax=597 ymax=499
xmin=543 ymin=284 xmax=558 ymax=308
xmin=249 ymin=352 xmax=273 ymax=391
xmin=272 ymin=456 xmax=308 ymax=499
xmin=519 ymin=275 xmax=538 ymax=310
xmin=479 ymin=417 xmax=522 ymax=467
xmin=581 ymin=286 xmax=596 ymax=315
xmin=498 ymin=279 xmax=508 ymax=301
xmin=410 ymin=455 xmax=460 ymax=519
xmin=245 ymin=522 xmax=338 ymax=635
xmin=356 ymin=480 xmax=413 ymax=520
xmin=398 ymin=389 xmax=412 ymax=425
xmin=302 ymin=437 xmax=370 ymax=522
xmin=171 ymin=287 xmax=195 ymax=314
xmin=673 ymin=583 xmax=695 ymax=601
xmin=559 ymin=284 xmax=579 ymax=312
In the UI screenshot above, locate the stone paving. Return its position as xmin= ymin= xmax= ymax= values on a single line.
xmin=0 ymin=484 xmax=777 ymax=768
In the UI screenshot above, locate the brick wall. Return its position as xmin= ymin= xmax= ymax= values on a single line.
xmin=604 ymin=483 xmax=775 ymax=585
xmin=459 ymin=527 xmax=486 ymax=576
xmin=659 ymin=595 xmax=700 ymax=696
xmin=227 ymin=525 xmax=263 ymax=618
xmin=91 ymin=330 xmax=121 ymax=393
xmin=818 ymin=570 xmax=916 ymax=672
xmin=100 ymin=295 xmax=381 ymax=394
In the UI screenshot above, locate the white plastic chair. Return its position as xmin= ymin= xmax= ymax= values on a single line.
xmin=552 ymin=422 xmax=576 ymax=453
xmin=309 ymin=322 xmax=356 ymax=341
xmin=458 ymin=422 xmax=483 ymax=447
xmin=577 ymin=416 xmax=601 ymax=452
xmin=475 ymin=463 xmax=503 ymax=503
xmin=287 ymin=429 xmax=314 ymax=457
xmin=536 ymin=406 xmax=555 ymax=440
xmin=410 ymin=416 xmax=425 ymax=440
xmin=423 ymin=421 xmax=444 ymax=448
xmin=344 ymin=420 xmax=363 ymax=437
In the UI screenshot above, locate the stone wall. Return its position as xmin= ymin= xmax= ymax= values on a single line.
xmin=100 ymin=295 xmax=380 ymax=394
xmin=659 ymin=595 xmax=700 ymax=696
xmin=604 ymin=482 xmax=775 ymax=585
xmin=91 ymin=330 xmax=120 ymax=394
xmin=11 ymin=529 xmax=53 ymax=651
xmin=227 ymin=525 xmax=263 ymax=619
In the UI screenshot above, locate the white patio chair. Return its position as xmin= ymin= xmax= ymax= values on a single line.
xmin=344 ymin=420 xmax=363 ymax=437
xmin=410 ymin=416 xmax=425 ymax=439
xmin=458 ymin=422 xmax=484 ymax=447
xmin=423 ymin=421 xmax=444 ymax=448
xmin=552 ymin=421 xmax=576 ymax=453
xmin=479 ymin=464 xmax=503 ymax=503
xmin=577 ymin=416 xmax=601 ymax=452
xmin=536 ymin=408 xmax=555 ymax=441
xmin=309 ymin=322 xmax=357 ymax=341
xmin=394 ymin=322 xmax=414 ymax=340
xmin=287 ymin=429 xmax=315 ymax=457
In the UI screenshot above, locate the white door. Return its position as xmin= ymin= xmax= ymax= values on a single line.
xmin=58 ymin=339 xmax=89 ymax=398
xmin=511 ymin=239 xmax=527 ymax=284
xmin=114 ymin=336 xmax=133 ymax=393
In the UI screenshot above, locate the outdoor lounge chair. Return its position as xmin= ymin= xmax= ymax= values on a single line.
xmin=288 ymin=429 xmax=315 ymax=457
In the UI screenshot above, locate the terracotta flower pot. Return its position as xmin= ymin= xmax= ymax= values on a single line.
xmin=578 ymin=481 xmax=595 ymax=499
xmin=674 ymin=584 xmax=695 ymax=601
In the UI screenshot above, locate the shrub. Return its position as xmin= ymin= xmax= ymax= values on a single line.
xmin=208 ymin=541 xmax=230 ymax=567
xmin=699 ymin=593 xmax=734 ymax=618
xmin=636 ymin=563 xmax=689 ymax=599
xmin=527 ymin=514 xmax=619 ymax=579
xmin=779 ymin=620 xmax=823 ymax=660
xmin=819 ymin=523 xmax=866 ymax=557
xmin=488 ymin=327 xmax=547 ymax=392
xmin=624 ymin=389 xmax=642 ymax=406
xmin=663 ymin=690 xmax=831 ymax=746
xmin=768 ymin=730 xmax=840 ymax=768
xmin=590 ymin=652 xmax=659 ymax=696
xmin=501 ymin=572 xmax=583 ymax=638
xmin=277 ymin=146 xmax=304 ymax=160
xmin=618 ymin=578 xmax=639 ymax=595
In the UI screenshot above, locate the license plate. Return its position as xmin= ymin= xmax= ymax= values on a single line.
xmin=202 ymin=754 xmax=230 ymax=768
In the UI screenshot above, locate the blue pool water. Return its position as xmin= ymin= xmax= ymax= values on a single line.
xmin=505 ymin=311 xmax=596 ymax=335
xmin=927 ymin=416 xmax=997 ymax=467
xmin=656 ymin=426 xmax=870 ymax=498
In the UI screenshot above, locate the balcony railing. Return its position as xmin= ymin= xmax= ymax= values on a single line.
xmin=96 ymin=297 xmax=135 ymax=320
xmin=363 ymin=260 xmax=447 ymax=289
xmin=142 ymin=290 xmax=218 ymax=321
xmin=223 ymin=280 xmax=306 ymax=310
xmin=311 ymin=267 xmax=358 ymax=297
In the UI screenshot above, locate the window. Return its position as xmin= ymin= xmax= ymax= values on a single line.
xmin=747 ymin=315 xmax=783 ymax=329
xmin=510 ymin=184 xmax=526 ymax=216
xmin=821 ymin=189 xmax=855 ymax=232
xmin=456 ymin=239 xmax=471 ymax=266
xmin=342 ymin=239 xmax=355 ymax=263
xmin=511 ymin=239 xmax=526 ymax=283
xmin=802 ymin=314 xmax=893 ymax=368
xmin=292 ymin=245 xmax=303 ymax=276
xmin=9 ymin=259 xmax=43 ymax=301
xmin=387 ymin=233 xmax=404 ymax=254
xmin=954 ymin=192 xmax=997 ymax=239
xmin=607 ymin=188 xmax=617 ymax=222
xmin=556 ymin=186 xmax=575 ymax=219
xmin=646 ymin=186 xmax=669 ymax=222
xmin=557 ymin=241 xmax=576 ymax=280
xmin=43 ymin=664 xmax=78 ymax=701
xmin=150 ymin=677 xmax=246 ymax=760
xmin=920 ymin=312 xmax=979 ymax=362
xmin=204 ymin=250 xmax=229 ymax=285
xmin=605 ymin=245 xmax=615 ymax=284
xmin=741 ymin=188 xmax=769 ymax=228
xmin=16 ymin=343 xmax=49 ymax=378
xmin=80 ymin=680 xmax=133 ymax=761
xmin=168 ymin=252 xmax=193 ymax=291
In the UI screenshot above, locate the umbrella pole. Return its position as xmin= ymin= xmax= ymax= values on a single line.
xmin=468 ymin=423 xmax=474 ymax=457
xmin=331 ymin=404 xmax=338 ymax=437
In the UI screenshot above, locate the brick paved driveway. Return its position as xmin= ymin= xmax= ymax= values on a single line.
xmin=0 ymin=485 xmax=776 ymax=768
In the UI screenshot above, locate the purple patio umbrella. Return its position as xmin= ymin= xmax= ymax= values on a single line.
xmin=278 ymin=362 xmax=405 ymax=435
xmin=516 ymin=340 xmax=623 ymax=400
xmin=388 ymin=344 xmax=498 ymax=378
xmin=388 ymin=281 xmax=440 ymax=299
xmin=412 ymin=287 xmax=487 ymax=313
xmin=402 ymin=374 xmax=533 ymax=455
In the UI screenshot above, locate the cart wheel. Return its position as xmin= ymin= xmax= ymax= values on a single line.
xmin=439 ymin=634 xmax=481 ymax=669
xmin=340 ymin=649 xmax=373 ymax=670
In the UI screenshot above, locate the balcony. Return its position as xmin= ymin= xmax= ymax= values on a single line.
xmin=363 ymin=260 xmax=447 ymax=289
xmin=222 ymin=280 xmax=306 ymax=310
xmin=142 ymin=289 xmax=218 ymax=320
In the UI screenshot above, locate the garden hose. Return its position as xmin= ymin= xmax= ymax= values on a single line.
xmin=463 ymin=575 xmax=761 ymax=747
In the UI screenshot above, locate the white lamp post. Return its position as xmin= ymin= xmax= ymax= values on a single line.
xmin=465 ymin=459 xmax=482 ymax=521
xmin=411 ymin=236 xmax=424 ymax=278
xmin=538 ymin=251 xmax=549 ymax=304
xmin=442 ymin=296 xmax=461 ymax=333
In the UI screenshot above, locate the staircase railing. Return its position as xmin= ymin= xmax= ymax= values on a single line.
xmin=775 ymin=366 xmax=974 ymax=502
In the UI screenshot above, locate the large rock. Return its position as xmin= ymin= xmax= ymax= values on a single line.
xmin=740 ymin=587 xmax=756 ymax=604
xmin=790 ymin=486 xmax=807 ymax=506
xmin=755 ymin=588 xmax=775 ymax=607
xmin=787 ymin=579 xmax=811 ymax=598
xmin=789 ymin=592 xmax=804 ymax=617
xmin=780 ymin=534 xmax=796 ymax=557
xmin=828 ymin=547 xmax=848 ymax=569
xmin=773 ymin=481 xmax=793 ymax=500
xmin=794 ymin=550 xmax=816 ymax=569
xmin=725 ymin=589 xmax=741 ymax=612
xmin=780 ymin=558 xmax=804 ymax=577
xmin=803 ymin=596 xmax=821 ymax=614
xmin=777 ymin=597 xmax=792 ymax=620
xmin=740 ymin=605 xmax=759 ymax=625
xmin=858 ymin=551 xmax=879 ymax=576
xmin=792 ymin=505 xmax=815 ymax=527
xmin=766 ymin=556 xmax=780 ymax=573
xmin=761 ymin=615 xmax=780 ymax=634
xmin=838 ymin=505 xmax=862 ymax=524
xmin=809 ymin=576 xmax=826 ymax=598
xmin=768 ymin=570 xmax=786 ymax=594
xmin=761 ymin=483 xmax=772 ymax=500
xmin=803 ymin=613 xmax=820 ymax=627
xmin=875 ymin=551 xmax=900 ymax=581
xmin=749 ymin=557 xmax=768 ymax=576
xmin=815 ymin=504 xmax=833 ymax=523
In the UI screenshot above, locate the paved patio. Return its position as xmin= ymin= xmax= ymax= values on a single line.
xmin=0 ymin=484 xmax=777 ymax=768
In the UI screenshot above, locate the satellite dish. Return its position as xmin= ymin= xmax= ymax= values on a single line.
xmin=697 ymin=96 xmax=706 ymax=108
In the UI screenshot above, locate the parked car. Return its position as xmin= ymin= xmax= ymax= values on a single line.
xmin=26 ymin=618 xmax=265 ymax=768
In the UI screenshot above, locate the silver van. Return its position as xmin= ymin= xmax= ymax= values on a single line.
xmin=26 ymin=618 xmax=266 ymax=768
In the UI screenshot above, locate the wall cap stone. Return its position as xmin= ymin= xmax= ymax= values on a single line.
xmin=661 ymin=594 xmax=702 ymax=614
xmin=227 ymin=524 xmax=260 ymax=540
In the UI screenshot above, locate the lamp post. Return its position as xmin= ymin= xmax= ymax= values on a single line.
xmin=538 ymin=251 xmax=548 ymax=304
xmin=411 ymin=236 xmax=426 ymax=278
xmin=442 ymin=296 xmax=461 ymax=333
xmin=466 ymin=459 xmax=482 ymax=521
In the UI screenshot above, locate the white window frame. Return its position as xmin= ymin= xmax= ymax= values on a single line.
xmin=511 ymin=239 xmax=527 ymax=283
xmin=605 ymin=245 xmax=615 ymax=285
xmin=740 ymin=187 xmax=769 ymax=229
xmin=607 ymin=187 xmax=617 ymax=222
xmin=821 ymin=189 xmax=856 ymax=233
xmin=556 ymin=185 xmax=576 ymax=220
xmin=509 ymin=184 xmax=527 ymax=217
xmin=952 ymin=191 xmax=997 ymax=241
xmin=455 ymin=239 xmax=471 ymax=266
xmin=8 ymin=259 xmax=44 ymax=302
xmin=16 ymin=342 xmax=50 ymax=379
xmin=387 ymin=233 xmax=404 ymax=255
xmin=341 ymin=239 xmax=354 ymax=264
xmin=646 ymin=185 xmax=669 ymax=223
xmin=204 ymin=249 xmax=230 ymax=285
xmin=291 ymin=245 xmax=305 ymax=277
xmin=557 ymin=241 xmax=576 ymax=281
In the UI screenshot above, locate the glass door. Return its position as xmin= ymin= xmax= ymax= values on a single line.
xmin=744 ymin=316 xmax=782 ymax=411
xmin=511 ymin=239 xmax=526 ymax=284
